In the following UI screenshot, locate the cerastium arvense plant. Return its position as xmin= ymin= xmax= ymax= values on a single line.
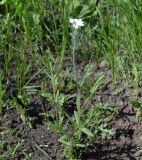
xmin=41 ymin=18 xmax=117 ymax=159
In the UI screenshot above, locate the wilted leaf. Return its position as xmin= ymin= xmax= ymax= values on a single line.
xmin=111 ymin=87 xmax=125 ymax=96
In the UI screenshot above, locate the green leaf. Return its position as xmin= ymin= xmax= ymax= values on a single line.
xmin=74 ymin=111 xmax=80 ymax=126
xmin=132 ymin=101 xmax=142 ymax=109
xmin=133 ymin=65 xmax=139 ymax=84
xmin=0 ymin=0 xmax=7 ymax=5
xmin=41 ymin=92 xmax=53 ymax=102
xmin=58 ymin=94 xmax=65 ymax=107
xmin=79 ymin=5 xmax=90 ymax=18
xmin=75 ymin=143 xmax=86 ymax=147
xmin=76 ymin=92 xmax=81 ymax=114
xmin=0 ymin=155 xmax=4 ymax=160
xmin=17 ymin=94 xmax=30 ymax=106
xmin=32 ymin=13 xmax=40 ymax=25
xmin=11 ymin=98 xmax=21 ymax=109
xmin=59 ymin=116 xmax=64 ymax=125
xmin=58 ymin=135 xmax=71 ymax=146
xmin=79 ymin=64 xmax=94 ymax=87
xmin=90 ymin=74 xmax=104 ymax=95
xmin=80 ymin=128 xmax=94 ymax=137
xmin=99 ymin=60 xmax=109 ymax=68
xmin=73 ymin=0 xmax=80 ymax=8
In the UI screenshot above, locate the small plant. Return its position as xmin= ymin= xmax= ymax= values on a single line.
xmin=41 ymin=57 xmax=117 ymax=159
xmin=10 ymin=94 xmax=32 ymax=128
xmin=0 ymin=139 xmax=25 ymax=160
xmin=40 ymin=18 xmax=117 ymax=159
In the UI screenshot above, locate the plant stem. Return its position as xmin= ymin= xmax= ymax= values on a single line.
xmin=72 ymin=29 xmax=77 ymax=81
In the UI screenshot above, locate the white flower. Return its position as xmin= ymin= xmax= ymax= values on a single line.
xmin=69 ymin=18 xmax=84 ymax=29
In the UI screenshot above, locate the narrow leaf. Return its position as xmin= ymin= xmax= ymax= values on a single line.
xmin=74 ymin=111 xmax=80 ymax=126
xmin=79 ymin=64 xmax=94 ymax=87
xmin=90 ymin=74 xmax=104 ymax=95
xmin=76 ymin=92 xmax=81 ymax=114
xmin=80 ymin=128 xmax=94 ymax=137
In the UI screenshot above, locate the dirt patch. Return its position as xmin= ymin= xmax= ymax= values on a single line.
xmin=0 ymin=101 xmax=60 ymax=160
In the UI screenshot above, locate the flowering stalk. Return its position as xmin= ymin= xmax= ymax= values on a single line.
xmin=69 ymin=19 xmax=84 ymax=81
xmin=72 ymin=29 xmax=77 ymax=81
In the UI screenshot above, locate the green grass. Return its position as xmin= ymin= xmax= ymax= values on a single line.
xmin=0 ymin=0 xmax=142 ymax=159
